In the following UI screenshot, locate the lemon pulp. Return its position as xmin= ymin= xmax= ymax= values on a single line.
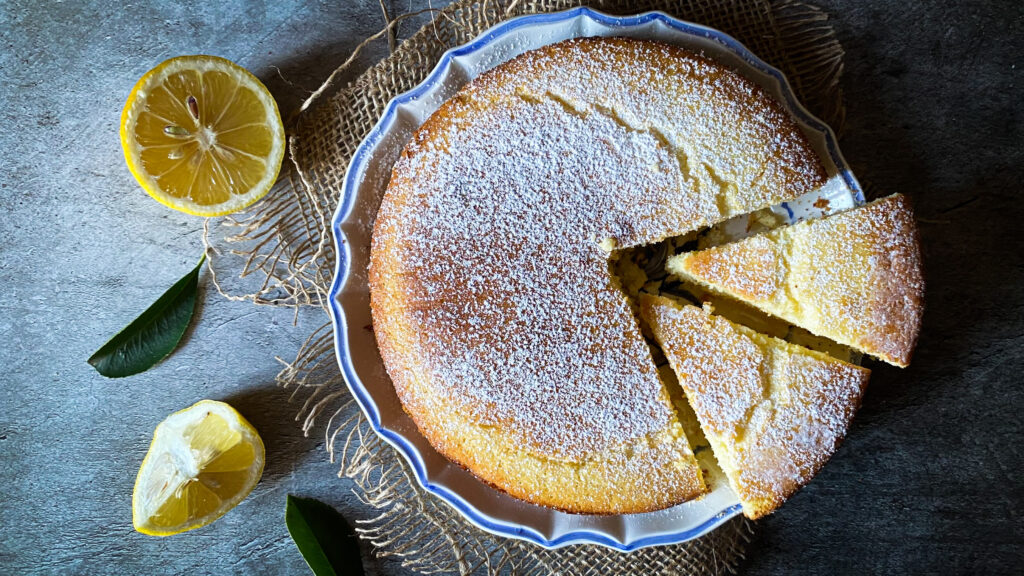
xmin=133 ymin=400 xmax=265 ymax=536
xmin=121 ymin=55 xmax=285 ymax=216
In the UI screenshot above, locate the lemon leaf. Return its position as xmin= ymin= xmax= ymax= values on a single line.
xmin=285 ymin=495 xmax=363 ymax=576
xmin=88 ymin=254 xmax=204 ymax=378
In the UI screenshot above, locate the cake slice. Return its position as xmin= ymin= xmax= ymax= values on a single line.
xmin=639 ymin=293 xmax=869 ymax=519
xmin=667 ymin=194 xmax=924 ymax=367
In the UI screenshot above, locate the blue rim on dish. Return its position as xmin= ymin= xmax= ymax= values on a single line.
xmin=327 ymin=7 xmax=861 ymax=551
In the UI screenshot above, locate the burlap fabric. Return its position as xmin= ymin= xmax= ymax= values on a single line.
xmin=208 ymin=1 xmax=846 ymax=573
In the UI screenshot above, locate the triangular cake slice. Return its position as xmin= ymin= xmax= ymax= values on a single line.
xmin=639 ymin=293 xmax=869 ymax=519
xmin=667 ymin=194 xmax=924 ymax=367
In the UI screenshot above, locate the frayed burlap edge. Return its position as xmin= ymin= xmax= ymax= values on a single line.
xmin=205 ymin=1 xmax=847 ymax=573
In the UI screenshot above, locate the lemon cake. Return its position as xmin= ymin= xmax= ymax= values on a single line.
xmin=368 ymin=37 xmax=827 ymax=513
xmin=667 ymin=194 xmax=924 ymax=366
xmin=639 ymin=293 xmax=870 ymax=519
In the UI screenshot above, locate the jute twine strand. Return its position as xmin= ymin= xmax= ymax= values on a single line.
xmin=204 ymin=1 xmax=846 ymax=573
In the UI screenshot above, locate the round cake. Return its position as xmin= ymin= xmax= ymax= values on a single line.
xmin=369 ymin=37 xmax=826 ymax=514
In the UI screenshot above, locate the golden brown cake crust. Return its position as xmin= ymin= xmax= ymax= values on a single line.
xmin=369 ymin=37 xmax=826 ymax=513
xmin=639 ymin=294 xmax=870 ymax=519
xmin=669 ymin=194 xmax=924 ymax=367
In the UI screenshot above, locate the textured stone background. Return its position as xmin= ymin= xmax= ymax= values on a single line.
xmin=0 ymin=1 xmax=1020 ymax=574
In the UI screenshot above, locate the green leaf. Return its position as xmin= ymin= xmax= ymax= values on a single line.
xmin=87 ymin=254 xmax=205 ymax=378
xmin=286 ymin=495 xmax=363 ymax=576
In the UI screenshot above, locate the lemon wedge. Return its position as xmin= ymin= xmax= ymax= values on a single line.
xmin=120 ymin=55 xmax=285 ymax=217
xmin=132 ymin=400 xmax=265 ymax=536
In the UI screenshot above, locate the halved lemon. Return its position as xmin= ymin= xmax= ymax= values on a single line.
xmin=132 ymin=400 xmax=265 ymax=536
xmin=120 ymin=55 xmax=285 ymax=217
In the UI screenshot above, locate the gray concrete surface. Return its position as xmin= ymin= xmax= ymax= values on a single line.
xmin=1 ymin=1 xmax=427 ymax=574
xmin=1 ymin=1 xmax=1021 ymax=575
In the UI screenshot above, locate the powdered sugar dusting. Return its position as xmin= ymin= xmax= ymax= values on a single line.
xmin=379 ymin=98 xmax=683 ymax=460
xmin=671 ymin=194 xmax=924 ymax=366
xmin=641 ymin=295 xmax=869 ymax=516
xmin=370 ymin=38 xmax=827 ymax=462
